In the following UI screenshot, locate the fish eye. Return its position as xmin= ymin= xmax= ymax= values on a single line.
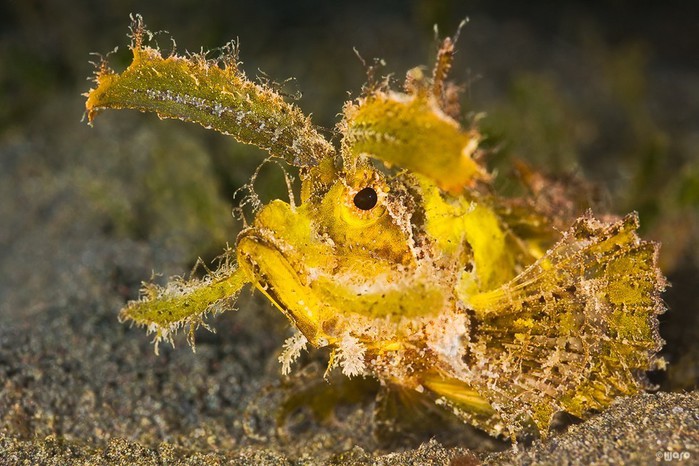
xmin=353 ymin=187 xmax=378 ymax=210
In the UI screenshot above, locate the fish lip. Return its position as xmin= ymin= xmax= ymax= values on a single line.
xmin=236 ymin=227 xmax=279 ymax=256
xmin=235 ymin=226 xmax=296 ymax=286
xmin=236 ymin=227 xmax=302 ymax=278
xmin=236 ymin=228 xmax=319 ymax=343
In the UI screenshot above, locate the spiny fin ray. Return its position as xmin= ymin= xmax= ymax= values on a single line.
xmin=85 ymin=15 xmax=334 ymax=167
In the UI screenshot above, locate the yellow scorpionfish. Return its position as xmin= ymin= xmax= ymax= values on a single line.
xmin=85 ymin=16 xmax=666 ymax=439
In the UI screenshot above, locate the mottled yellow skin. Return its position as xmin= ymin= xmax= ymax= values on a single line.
xmin=237 ymin=160 xmax=485 ymax=335
xmin=86 ymin=16 xmax=666 ymax=440
xmin=233 ymin=156 xmax=518 ymax=433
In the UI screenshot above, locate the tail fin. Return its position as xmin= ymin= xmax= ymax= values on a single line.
xmin=459 ymin=212 xmax=665 ymax=437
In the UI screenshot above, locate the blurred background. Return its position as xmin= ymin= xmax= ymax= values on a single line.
xmin=0 ymin=0 xmax=697 ymax=457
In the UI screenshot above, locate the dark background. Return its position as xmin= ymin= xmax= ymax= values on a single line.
xmin=0 ymin=0 xmax=697 ymax=462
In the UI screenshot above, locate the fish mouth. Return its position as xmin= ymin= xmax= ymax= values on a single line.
xmin=236 ymin=228 xmax=321 ymax=344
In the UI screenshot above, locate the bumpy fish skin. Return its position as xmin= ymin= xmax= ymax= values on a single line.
xmin=85 ymin=16 xmax=666 ymax=439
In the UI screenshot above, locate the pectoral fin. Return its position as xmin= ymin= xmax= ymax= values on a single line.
xmin=120 ymin=263 xmax=250 ymax=353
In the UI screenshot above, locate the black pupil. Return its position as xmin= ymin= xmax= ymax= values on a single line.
xmin=353 ymin=187 xmax=378 ymax=210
